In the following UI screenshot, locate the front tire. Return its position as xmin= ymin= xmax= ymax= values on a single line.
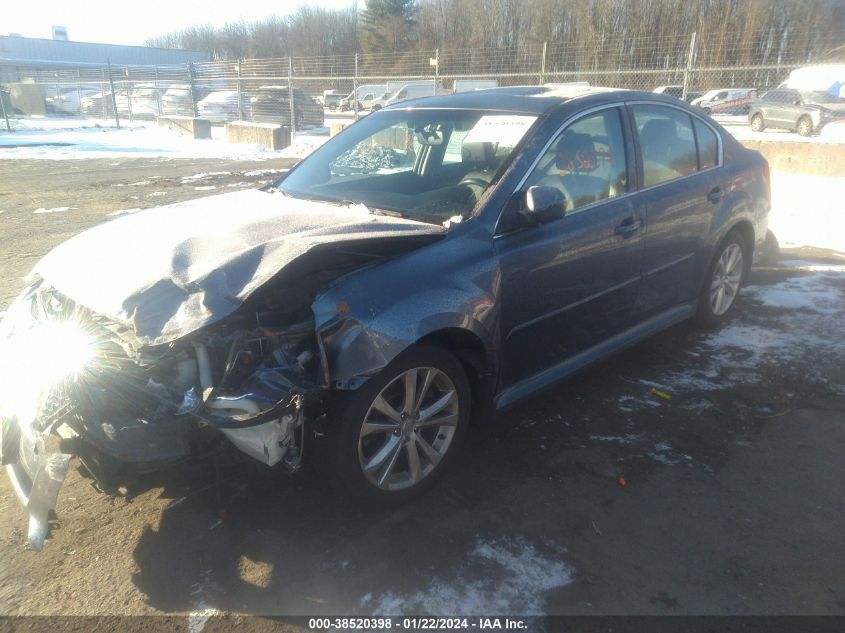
xmin=697 ymin=230 xmax=748 ymax=325
xmin=750 ymin=114 xmax=765 ymax=132
xmin=322 ymin=346 xmax=470 ymax=505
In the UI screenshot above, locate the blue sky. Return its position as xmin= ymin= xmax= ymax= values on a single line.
xmin=5 ymin=0 xmax=358 ymax=46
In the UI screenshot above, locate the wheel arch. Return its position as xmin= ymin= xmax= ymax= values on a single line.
xmin=725 ymin=219 xmax=756 ymax=273
xmin=416 ymin=327 xmax=497 ymax=427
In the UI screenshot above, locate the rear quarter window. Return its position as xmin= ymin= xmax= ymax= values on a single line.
xmin=693 ymin=118 xmax=718 ymax=170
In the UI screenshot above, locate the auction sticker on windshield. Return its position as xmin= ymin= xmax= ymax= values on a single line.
xmin=463 ymin=115 xmax=537 ymax=147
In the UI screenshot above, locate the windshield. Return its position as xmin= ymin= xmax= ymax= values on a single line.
xmin=802 ymin=91 xmax=840 ymax=104
xmin=277 ymin=109 xmax=537 ymax=224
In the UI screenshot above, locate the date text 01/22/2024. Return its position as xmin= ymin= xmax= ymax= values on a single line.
xmin=308 ymin=618 xmax=528 ymax=630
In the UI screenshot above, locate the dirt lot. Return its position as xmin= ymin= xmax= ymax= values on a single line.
xmin=0 ymin=158 xmax=843 ymax=624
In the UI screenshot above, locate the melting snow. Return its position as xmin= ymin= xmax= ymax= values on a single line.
xmin=368 ymin=537 xmax=573 ymax=616
xmin=33 ymin=206 xmax=74 ymax=214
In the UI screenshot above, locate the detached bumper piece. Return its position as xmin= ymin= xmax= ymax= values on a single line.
xmin=2 ymin=421 xmax=71 ymax=550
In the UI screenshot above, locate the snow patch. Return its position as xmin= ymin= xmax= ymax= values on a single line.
xmin=0 ymin=121 xmax=282 ymax=160
xmin=589 ymin=433 xmax=644 ymax=445
xmin=33 ymin=206 xmax=74 ymax=214
xmin=242 ymin=168 xmax=288 ymax=177
xmin=368 ymin=537 xmax=572 ymax=616
xmin=768 ymin=173 xmax=845 ymax=253
xmin=187 ymin=604 xmax=220 ymax=633
xmin=181 ymin=171 xmax=231 ymax=182
xmin=107 ymin=207 xmax=143 ymax=217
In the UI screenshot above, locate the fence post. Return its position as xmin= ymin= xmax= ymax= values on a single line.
xmin=154 ymin=65 xmax=161 ymax=116
xmin=682 ymin=31 xmax=697 ymax=101
xmin=125 ymin=66 xmax=135 ymax=126
xmin=106 ymin=58 xmax=120 ymax=129
xmin=76 ymin=69 xmax=83 ymax=117
xmin=288 ymin=56 xmax=296 ymax=138
xmin=434 ymin=48 xmax=439 ymax=94
xmin=187 ymin=63 xmax=198 ymax=117
xmin=0 ymin=88 xmax=11 ymax=132
xmin=353 ymin=53 xmax=359 ymax=122
xmin=237 ymin=59 xmax=243 ymax=120
xmin=540 ymin=41 xmax=547 ymax=85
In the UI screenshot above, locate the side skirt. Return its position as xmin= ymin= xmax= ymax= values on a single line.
xmin=494 ymin=303 xmax=696 ymax=411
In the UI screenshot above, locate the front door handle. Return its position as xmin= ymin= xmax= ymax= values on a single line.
xmin=707 ymin=186 xmax=724 ymax=204
xmin=614 ymin=217 xmax=642 ymax=237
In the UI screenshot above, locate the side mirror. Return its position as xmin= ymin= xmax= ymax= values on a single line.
xmin=524 ymin=185 xmax=566 ymax=224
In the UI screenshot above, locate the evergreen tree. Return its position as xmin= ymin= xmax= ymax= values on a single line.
xmin=360 ymin=0 xmax=417 ymax=56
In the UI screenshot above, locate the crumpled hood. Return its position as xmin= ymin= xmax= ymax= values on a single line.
xmin=35 ymin=189 xmax=444 ymax=346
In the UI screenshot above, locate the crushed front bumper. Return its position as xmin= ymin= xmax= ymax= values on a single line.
xmin=2 ymin=418 xmax=71 ymax=550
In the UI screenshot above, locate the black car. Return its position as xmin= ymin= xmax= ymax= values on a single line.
xmin=749 ymin=88 xmax=845 ymax=136
xmin=249 ymin=85 xmax=325 ymax=128
xmin=0 ymin=87 xmax=770 ymax=548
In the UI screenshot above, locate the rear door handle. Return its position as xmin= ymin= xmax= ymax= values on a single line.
xmin=614 ymin=217 xmax=642 ymax=237
xmin=707 ymin=186 xmax=724 ymax=204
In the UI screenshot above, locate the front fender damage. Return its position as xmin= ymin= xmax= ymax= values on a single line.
xmin=2 ymin=229 xmax=443 ymax=549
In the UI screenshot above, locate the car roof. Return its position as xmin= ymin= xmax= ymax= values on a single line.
xmin=382 ymin=85 xmax=693 ymax=115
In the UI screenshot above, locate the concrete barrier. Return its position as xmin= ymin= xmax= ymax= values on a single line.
xmin=330 ymin=121 xmax=351 ymax=137
xmin=9 ymin=84 xmax=46 ymax=116
xmin=740 ymin=139 xmax=845 ymax=178
xmin=157 ymin=116 xmax=212 ymax=140
xmin=225 ymin=121 xmax=291 ymax=150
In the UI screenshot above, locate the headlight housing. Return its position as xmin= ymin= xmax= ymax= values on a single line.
xmin=0 ymin=284 xmax=94 ymax=429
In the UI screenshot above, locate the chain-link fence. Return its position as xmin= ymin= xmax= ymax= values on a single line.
xmin=2 ymin=29 xmax=843 ymax=132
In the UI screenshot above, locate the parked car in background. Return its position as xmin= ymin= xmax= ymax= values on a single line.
xmin=197 ymin=90 xmax=249 ymax=123
xmin=45 ymin=87 xmax=101 ymax=115
xmin=339 ymin=84 xmax=388 ymax=110
xmin=109 ymin=84 xmax=165 ymax=119
xmin=653 ymin=85 xmax=684 ymax=99
xmin=321 ymin=90 xmax=346 ymax=109
xmin=749 ymin=88 xmax=845 ymax=136
xmin=80 ymin=90 xmax=117 ymax=118
xmin=653 ymin=85 xmax=701 ymax=103
xmin=249 ymin=85 xmax=324 ymax=127
xmin=370 ymin=82 xmax=440 ymax=110
xmin=1 ymin=86 xmax=770 ymax=549
xmin=160 ymin=85 xmax=195 ymax=116
xmin=692 ymin=88 xmax=757 ymax=115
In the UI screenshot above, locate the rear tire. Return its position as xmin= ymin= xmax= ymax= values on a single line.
xmin=750 ymin=114 xmax=765 ymax=132
xmin=319 ymin=345 xmax=471 ymax=506
xmin=697 ymin=230 xmax=749 ymax=325
xmin=797 ymin=116 xmax=813 ymax=137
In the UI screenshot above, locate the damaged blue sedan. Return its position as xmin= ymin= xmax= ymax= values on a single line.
xmin=0 ymin=86 xmax=770 ymax=548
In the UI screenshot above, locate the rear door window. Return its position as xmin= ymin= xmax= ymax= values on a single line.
xmin=632 ymin=104 xmax=699 ymax=187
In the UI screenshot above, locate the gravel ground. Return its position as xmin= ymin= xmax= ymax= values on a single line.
xmin=0 ymin=157 xmax=843 ymax=625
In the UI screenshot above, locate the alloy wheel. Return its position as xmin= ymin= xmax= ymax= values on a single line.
xmin=710 ymin=243 xmax=744 ymax=316
xmin=797 ymin=117 xmax=812 ymax=137
xmin=357 ymin=367 xmax=459 ymax=491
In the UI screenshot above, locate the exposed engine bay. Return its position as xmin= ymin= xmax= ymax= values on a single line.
xmin=0 ymin=196 xmax=445 ymax=549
